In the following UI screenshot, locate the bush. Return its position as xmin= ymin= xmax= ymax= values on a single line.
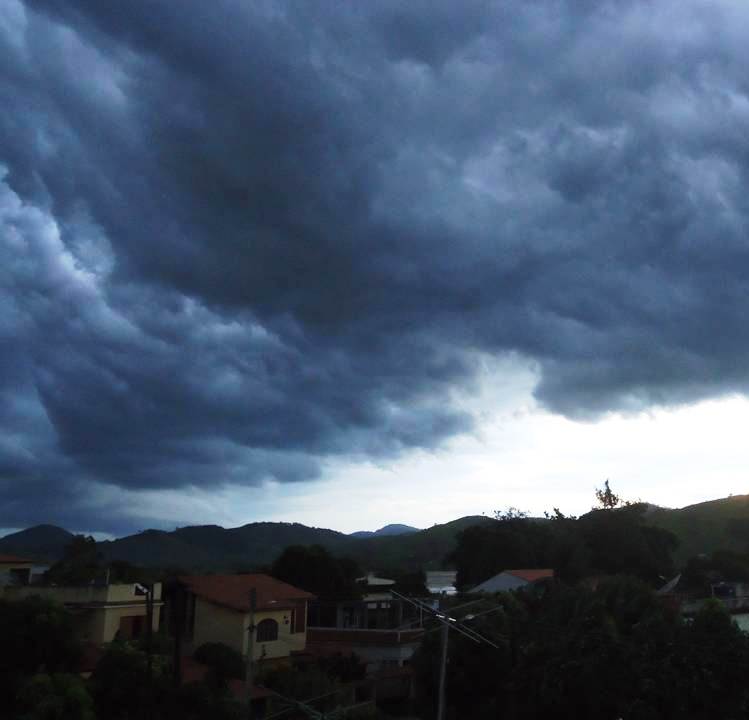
xmin=90 ymin=643 xmax=165 ymax=719
xmin=16 ymin=673 xmax=95 ymax=720
xmin=194 ymin=642 xmax=246 ymax=683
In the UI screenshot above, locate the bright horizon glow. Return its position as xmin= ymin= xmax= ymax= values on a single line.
xmin=4 ymin=363 xmax=749 ymax=540
xmin=86 ymin=359 xmax=749 ymax=537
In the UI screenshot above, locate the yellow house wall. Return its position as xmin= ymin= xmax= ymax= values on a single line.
xmin=192 ymin=600 xmax=309 ymax=660
xmin=100 ymin=604 xmax=161 ymax=643
xmin=193 ymin=597 xmax=246 ymax=655
xmin=244 ymin=605 xmax=308 ymax=661
xmin=0 ymin=583 xmax=162 ymax=605
xmin=71 ymin=604 xmax=162 ymax=644
xmin=0 ymin=584 xmax=162 ymax=645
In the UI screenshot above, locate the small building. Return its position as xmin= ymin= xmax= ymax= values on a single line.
xmin=673 ymin=577 xmax=749 ymax=616
xmin=1 ymin=582 xmax=162 ymax=644
xmin=0 ymin=554 xmax=34 ymax=586
xmin=426 ymin=570 xmax=457 ymax=596
xmin=177 ymin=574 xmax=314 ymax=663
xmin=307 ymin=575 xmax=429 ymax=681
xmin=470 ymin=568 xmax=554 ymax=594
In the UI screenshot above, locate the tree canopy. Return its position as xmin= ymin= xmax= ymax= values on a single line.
xmin=270 ymin=544 xmax=362 ymax=598
xmin=412 ymin=578 xmax=749 ymax=719
xmin=451 ymin=503 xmax=678 ymax=589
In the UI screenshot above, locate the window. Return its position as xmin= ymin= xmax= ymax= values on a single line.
xmin=256 ymin=618 xmax=279 ymax=643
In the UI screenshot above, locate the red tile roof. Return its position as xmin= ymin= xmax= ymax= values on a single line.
xmin=505 ymin=569 xmax=554 ymax=582
xmin=179 ymin=573 xmax=314 ymax=612
xmin=0 ymin=554 xmax=33 ymax=564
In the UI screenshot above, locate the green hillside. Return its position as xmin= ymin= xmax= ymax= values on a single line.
xmin=0 ymin=524 xmax=73 ymax=561
xmin=1 ymin=516 xmax=492 ymax=573
xmin=97 ymin=522 xmax=350 ymax=570
xmin=648 ymin=494 xmax=749 ymax=564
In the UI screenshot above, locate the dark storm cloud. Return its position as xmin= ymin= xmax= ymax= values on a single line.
xmin=2 ymin=0 xmax=749 ymax=531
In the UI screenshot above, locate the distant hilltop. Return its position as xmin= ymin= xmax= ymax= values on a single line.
xmin=348 ymin=523 xmax=420 ymax=538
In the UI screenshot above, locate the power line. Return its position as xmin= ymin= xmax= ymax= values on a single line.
xmin=391 ymin=590 xmax=504 ymax=648
xmin=390 ymin=590 xmax=504 ymax=720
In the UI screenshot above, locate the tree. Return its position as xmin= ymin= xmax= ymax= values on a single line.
xmin=412 ymin=579 xmax=749 ymax=719
xmin=16 ymin=673 xmax=95 ymax=720
xmin=391 ymin=569 xmax=429 ymax=596
xmin=494 ymin=507 xmax=529 ymax=521
xmin=451 ymin=502 xmax=677 ymax=588
xmin=271 ymin=545 xmax=361 ymax=598
xmin=595 ymin=479 xmax=621 ymax=510
xmin=46 ymin=535 xmax=102 ymax=585
xmin=193 ymin=642 xmax=245 ymax=690
xmin=0 ymin=597 xmax=83 ymax=718
xmin=450 ymin=518 xmax=554 ymax=589
xmin=577 ymin=504 xmax=678 ymax=583
xmin=90 ymin=643 xmax=164 ymax=720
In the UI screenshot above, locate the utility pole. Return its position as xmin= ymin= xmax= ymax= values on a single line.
xmin=389 ymin=590 xmax=503 ymax=720
xmin=172 ymin=581 xmax=184 ymax=688
xmin=437 ymin=619 xmax=449 ymax=720
xmin=146 ymin=583 xmax=154 ymax=677
xmin=246 ymin=588 xmax=257 ymax=719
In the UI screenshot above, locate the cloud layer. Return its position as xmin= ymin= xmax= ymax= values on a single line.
xmin=2 ymin=0 xmax=749 ymax=531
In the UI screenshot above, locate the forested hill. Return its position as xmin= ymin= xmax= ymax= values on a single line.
xmin=0 ymin=516 xmax=492 ymax=572
xmin=9 ymin=493 xmax=749 ymax=573
xmin=647 ymin=494 xmax=749 ymax=563
xmin=95 ymin=522 xmax=351 ymax=570
xmin=0 ymin=524 xmax=73 ymax=561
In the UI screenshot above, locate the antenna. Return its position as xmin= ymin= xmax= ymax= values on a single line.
xmin=390 ymin=590 xmax=505 ymax=720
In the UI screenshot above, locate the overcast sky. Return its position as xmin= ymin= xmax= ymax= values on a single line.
xmin=3 ymin=1 xmax=749 ymax=537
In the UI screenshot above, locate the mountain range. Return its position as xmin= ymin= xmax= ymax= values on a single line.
xmin=5 ymin=494 xmax=749 ymax=572
xmin=0 ymin=517 xmax=484 ymax=572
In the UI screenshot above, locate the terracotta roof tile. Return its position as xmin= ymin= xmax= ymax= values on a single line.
xmin=505 ymin=569 xmax=554 ymax=582
xmin=179 ymin=573 xmax=314 ymax=612
xmin=0 ymin=554 xmax=34 ymax=563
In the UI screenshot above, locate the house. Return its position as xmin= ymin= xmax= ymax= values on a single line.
xmin=426 ymin=570 xmax=457 ymax=596
xmin=663 ymin=575 xmax=749 ymax=616
xmin=306 ymin=573 xmax=429 ymax=682
xmin=470 ymin=568 xmax=554 ymax=593
xmin=1 ymin=582 xmax=162 ymax=644
xmin=0 ymin=554 xmax=34 ymax=586
xmin=177 ymin=574 xmax=314 ymax=664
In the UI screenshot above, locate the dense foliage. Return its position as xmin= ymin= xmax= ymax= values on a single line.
xmin=45 ymin=535 xmax=102 ymax=586
xmin=452 ymin=504 xmax=678 ymax=589
xmin=0 ymin=597 xmax=246 ymax=720
xmin=681 ymin=549 xmax=749 ymax=595
xmin=193 ymin=642 xmax=245 ymax=687
xmin=0 ymin=596 xmax=83 ymax=717
xmin=412 ymin=578 xmax=749 ymax=720
xmin=271 ymin=544 xmax=362 ymax=598
xmin=16 ymin=673 xmax=95 ymax=720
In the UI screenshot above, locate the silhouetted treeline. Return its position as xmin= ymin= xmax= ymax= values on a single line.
xmin=451 ymin=504 xmax=679 ymax=589
xmin=412 ymin=577 xmax=749 ymax=720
